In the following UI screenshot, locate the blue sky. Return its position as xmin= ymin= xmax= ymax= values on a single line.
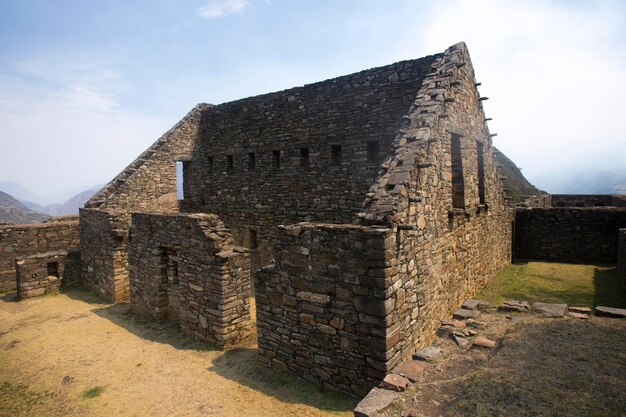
xmin=1 ymin=0 xmax=625 ymax=203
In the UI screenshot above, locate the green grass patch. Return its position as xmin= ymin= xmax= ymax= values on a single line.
xmin=477 ymin=262 xmax=626 ymax=308
xmin=0 ymin=381 xmax=56 ymax=415
xmin=81 ymin=386 xmax=105 ymax=399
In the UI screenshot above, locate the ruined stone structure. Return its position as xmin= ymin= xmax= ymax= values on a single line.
xmin=514 ymin=208 xmax=626 ymax=263
xmin=0 ymin=217 xmax=79 ymax=292
xmin=75 ymin=42 xmax=512 ymax=395
xmin=16 ymin=248 xmax=80 ymax=298
xmin=128 ymin=212 xmax=251 ymax=347
xmin=551 ymin=194 xmax=626 ymax=207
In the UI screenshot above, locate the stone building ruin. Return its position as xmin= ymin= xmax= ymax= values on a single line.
xmin=74 ymin=42 xmax=513 ymax=394
xmin=1 ymin=41 xmax=624 ymax=397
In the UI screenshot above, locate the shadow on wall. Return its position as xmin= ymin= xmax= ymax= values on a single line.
xmin=60 ymin=287 xmax=356 ymax=411
xmin=593 ymin=267 xmax=626 ymax=308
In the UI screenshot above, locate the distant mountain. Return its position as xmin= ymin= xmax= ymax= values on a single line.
xmin=0 ymin=190 xmax=50 ymax=224
xmin=533 ymin=168 xmax=626 ymax=194
xmin=24 ymin=188 xmax=99 ymax=216
xmin=0 ymin=181 xmax=43 ymax=204
xmin=494 ymin=148 xmax=545 ymax=202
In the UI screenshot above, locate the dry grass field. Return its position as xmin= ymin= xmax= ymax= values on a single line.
xmin=0 ymin=289 xmax=356 ymax=417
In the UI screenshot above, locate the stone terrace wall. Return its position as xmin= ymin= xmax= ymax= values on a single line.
xmin=184 ymin=55 xmax=439 ymax=272
xmin=551 ymin=194 xmax=626 ymax=207
xmin=16 ymin=249 xmax=80 ymax=298
xmin=80 ymin=208 xmax=129 ymax=303
xmin=0 ymin=219 xmax=79 ymax=292
xmin=255 ymin=224 xmax=395 ymax=396
xmin=129 ymin=212 xmax=251 ymax=348
xmin=617 ymin=229 xmax=626 ymax=284
xmin=514 ymin=208 xmax=626 ymax=263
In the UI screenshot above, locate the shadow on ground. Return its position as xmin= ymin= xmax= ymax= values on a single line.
xmin=60 ymin=287 xmax=356 ymax=413
xmin=593 ymin=267 xmax=626 ymax=308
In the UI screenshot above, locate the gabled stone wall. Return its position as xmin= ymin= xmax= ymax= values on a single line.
xmin=129 ymin=212 xmax=252 ymax=347
xmin=0 ymin=219 xmax=79 ymax=292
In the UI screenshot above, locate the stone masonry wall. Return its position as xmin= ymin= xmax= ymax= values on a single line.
xmin=359 ymin=42 xmax=513 ymax=362
xmin=129 ymin=212 xmax=251 ymax=348
xmin=183 ymin=55 xmax=439 ymax=273
xmin=0 ymin=219 xmax=79 ymax=292
xmin=255 ymin=224 xmax=395 ymax=396
xmin=514 ymin=208 xmax=626 ymax=263
xmin=617 ymin=229 xmax=626 ymax=285
xmin=551 ymin=194 xmax=626 ymax=207
xmin=80 ymin=208 xmax=129 ymax=303
xmin=16 ymin=249 xmax=80 ymax=298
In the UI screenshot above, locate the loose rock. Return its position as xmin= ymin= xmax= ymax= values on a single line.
xmin=499 ymin=300 xmax=531 ymax=312
xmin=532 ymin=302 xmax=567 ymax=318
xmin=595 ymin=306 xmax=626 ymax=318
xmin=412 ymin=346 xmax=442 ymax=361
xmin=472 ymin=336 xmax=497 ymax=349
xmin=379 ymin=373 xmax=410 ymax=392
xmin=354 ymin=387 xmax=401 ymax=417
xmin=394 ymin=360 xmax=426 ymax=383
xmin=453 ymin=308 xmax=480 ymax=320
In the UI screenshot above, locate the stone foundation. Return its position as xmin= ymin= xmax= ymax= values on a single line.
xmin=129 ymin=212 xmax=252 ymax=348
xmin=0 ymin=219 xmax=79 ymax=292
xmin=16 ymin=249 xmax=80 ymax=298
xmin=514 ymin=208 xmax=626 ymax=263
xmin=551 ymin=194 xmax=626 ymax=207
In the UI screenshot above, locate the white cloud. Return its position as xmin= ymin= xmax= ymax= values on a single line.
xmin=198 ymin=0 xmax=249 ymax=19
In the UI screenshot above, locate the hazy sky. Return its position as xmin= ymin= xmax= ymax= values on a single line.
xmin=0 ymin=0 xmax=625 ymax=203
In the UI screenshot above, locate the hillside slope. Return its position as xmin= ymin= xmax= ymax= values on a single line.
xmin=0 ymin=190 xmax=50 ymax=224
xmin=494 ymin=148 xmax=544 ymax=202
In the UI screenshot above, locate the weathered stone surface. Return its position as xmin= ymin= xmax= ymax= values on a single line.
xmin=0 ymin=219 xmax=79 ymax=292
xmin=379 ymin=373 xmax=410 ymax=392
xmin=462 ymin=299 xmax=491 ymax=310
xmin=441 ymin=319 xmax=465 ymax=327
xmin=569 ymin=312 xmax=590 ymax=320
xmin=354 ymin=388 xmax=401 ymax=417
xmin=394 ymin=360 xmax=426 ymax=383
xmin=466 ymin=319 xmax=486 ymax=329
xmin=532 ymin=302 xmax=567 ymax=318
xmin=499 ymin=300 xmax=531 ymax=312
xmin=472 ymin=336 xmax=497 ymax=349
xmin=412 ymin=346 xmax=442 ymax=361
xmin=595 ymin=306 xmax=626 ymax=318
xmin=453 ymin=308 xmax=480 ymax=319
xmin=453 ymin=334 xmax=471 ymax=349
xmin=569 ymin=306 xmax=592 ymax=314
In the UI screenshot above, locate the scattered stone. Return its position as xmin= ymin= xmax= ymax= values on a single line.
xmin=532 ymin=302 xmax=567 ymax=318
xmin=441 ymin=319 xmax=465 ymax=327
xmin=394 ymin=360 xmax=426 ymax=383
xmin=466 ymin=319 xmax=486 ymax=329
xmin=569 ymin=306 xmax=592 ymax=315
xmin=379 ymin=373 xmax=410 ymax=392
xmin=468 ymin=329 xmax=479 ymax=336
xmin=595 ymin=306 xmax=626 ymax=318
xmin=453 ymin=334 xmax=471 ymax=348
xmin=61 ymin=376 xmax=74 ymax=386
xmin=453 ymin=308 xmax=480 ymax=320
xmin=569 ymin=312 xmax=590 ymax=320
xmin=412 ymin=346 xmax=442 ymax=361
xmin=499 ymin=300 xmax=531 ymax=312
xmin=354 ymin=387 xmax=401 ymax=417
xmin=472 ymin=336 xmax=497 ymax=349
xmin=452 ymin=329 xmax=471 ymax=337
xmin=462 ymin=299 xmax=491 ymax=310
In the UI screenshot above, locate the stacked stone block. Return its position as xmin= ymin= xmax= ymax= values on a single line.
xmin=79 ymin=208 xmax=130 ymax=302
xmin=0 ymin=219 xmax=79 ymax=292
xmin=514 ymin=208 xmax=626 ymax=263
xmin=551 ymin=194 xmax=626 ymax=207
xmin=619 ymin=229 xmax=626 ymax=285
xmin=16 ymin=249 xmax=80 ymax=298
xmin=255 ymin=223 xmax=396 ymax=396
xmin=129 ymin=212 xmax=251 ymax=347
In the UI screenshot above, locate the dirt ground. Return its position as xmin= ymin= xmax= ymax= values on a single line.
xmin=0 ymin=289 xmax=356 ymax=417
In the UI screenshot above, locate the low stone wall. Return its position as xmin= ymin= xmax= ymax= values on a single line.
xmin=255 ymin=223 xmax=394 ymax=397
xmin=0 ymin=219 xmax=79 ymax=292
xmin=129 ymin=212 xmax=251 ymax=348
xmin=79 ymin=208 xmax=130 ymax=303
xmin=16 ymin=249 xmax=81 ymax=298
xmin=514 ymin=208 xmax=626 ymax=263
xmin=551 ymin=194 xmax=626 ymax=207
xmin=617 ymin=229 xmax=626 ymax=284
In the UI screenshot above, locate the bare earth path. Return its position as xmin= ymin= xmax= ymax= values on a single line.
xmin=0 ymin=289 xmax=356 ymax=417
